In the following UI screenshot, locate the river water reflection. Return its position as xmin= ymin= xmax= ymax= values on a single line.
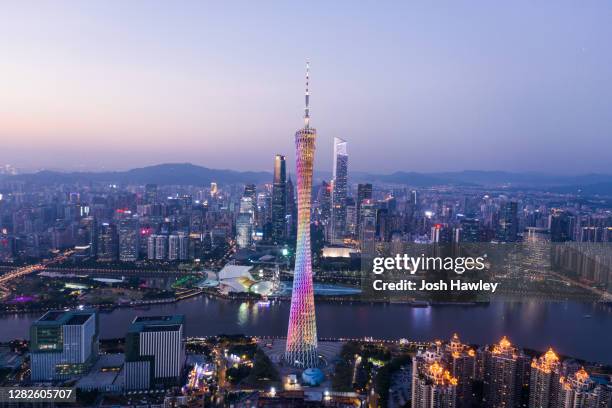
xmin=1 ymin=297 xmax=610 ymax=364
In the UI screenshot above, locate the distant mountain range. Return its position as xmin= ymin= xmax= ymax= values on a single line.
xmin=3 ymin=163 xmax=612 ymax=196
xmin=3 ymin=163 xmax=271 ymax=186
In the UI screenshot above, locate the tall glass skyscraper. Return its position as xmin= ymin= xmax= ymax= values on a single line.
xmin=271 ymin=154 xmax=287 ymax=243
xmin=331 ymin=137 xmax=348 ymax=243
xmin=285 ymin=62 xmax=318 ymax=368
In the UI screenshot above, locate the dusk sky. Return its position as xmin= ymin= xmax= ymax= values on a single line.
xmin=1 ymin=1 xmax=611 ymax=174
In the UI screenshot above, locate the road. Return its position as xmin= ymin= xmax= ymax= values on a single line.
xmin=0 ymin=249 xmax=74 ymax=299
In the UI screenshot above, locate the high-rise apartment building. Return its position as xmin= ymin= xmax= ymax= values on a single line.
xmin=30 ymin=309 xmax=99 ymax=381
xmin=482 ymin=337 xmax=528 ymax=408
xmin=168 ymin=233 xmax=189 ymax=261
xmin=124 ymin=315 xmax=185 ymax=390
xmin=445 ymin=334 xmax=476 ymax=407
xmin=557 ymin=367 xmax=611 ymax=408
xmin=529 ymin=348 xmax=561 ymax=408
xmin=147 ymin=234 xmax=168 ymax=260
xmin=412 ymin=355 xmax=458 ymax=408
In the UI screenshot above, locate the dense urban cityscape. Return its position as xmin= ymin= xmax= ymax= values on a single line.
xmin=1 ymin=70 xmax=612 ymax=405
xmin=2 ymin=2 xmax=612 ymax=406
xmin=0 ymin=128 xmax=611 ymax=406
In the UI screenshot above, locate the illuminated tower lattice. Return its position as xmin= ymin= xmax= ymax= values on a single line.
xmin=285 ymin=62 xmax=319 ymax=368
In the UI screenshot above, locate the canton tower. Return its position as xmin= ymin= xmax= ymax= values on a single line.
xmin=285 ymin=62 xmax=319 ymax=368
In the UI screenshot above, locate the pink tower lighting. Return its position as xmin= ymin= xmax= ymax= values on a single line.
xmin=285 ymin=61 xmax=319 ymax=368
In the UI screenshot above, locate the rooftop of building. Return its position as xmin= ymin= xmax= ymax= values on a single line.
xmin=34 ymin=309 xmax=96 ymax=326
xmin=128 ymin=315 xmax=184 ymax=333
xmin=76 ymin=354 xmax=125 ymax=391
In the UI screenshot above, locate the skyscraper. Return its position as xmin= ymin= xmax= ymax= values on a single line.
xmin=356 ymin=183 xmax=372 ymax=237
xmin=412 ymin=357 xmax=458 ymax=408
xmin=482 ymin=336 xmax=528 ymax=408
xmin=97 ymin=223 xmax=118 ymax=261
xmin=30 ymin=309 xmax=99 ymax=381
xmin=446 ymin=334 xmax=476 ymax=408
xmin=168 ymin=233 xmax=189 ymax=260
xmin=360 ymin=199 xmax=377 ymax=257
xmin=529 ymin=348 xmax=561 ymax=408
xmin=285 ymin=62 xmax=318 ymax=368
xmin=498 ymin=201 xmax=519 ymax=242
xmin=145 ymin=184 xmax=158 ymax=205
xmin=316 ymin=181 xmax=332 ymax=238
xmin=272 ymin=154 xmax=287 ymax=243
xmin=331 ymin=137 xmax=348 ymax=243
xmin=236 ymin=213 xmax=254 ymax=248
xmin=286 ymin=176 xmax=297 ymax=238
xmin=118 ymin=216 xmax=139 ymax=262
xmin=557 ymin=367 xmax=610 ymax=408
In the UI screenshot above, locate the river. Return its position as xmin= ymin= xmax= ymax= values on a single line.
xmin=2 ymin=297 xmax=611 ymax=364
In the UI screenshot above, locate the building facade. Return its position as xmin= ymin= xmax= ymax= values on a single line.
xmin=30 ymin=310 xmax=99 ymax=381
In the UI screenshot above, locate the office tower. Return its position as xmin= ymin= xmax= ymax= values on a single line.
xmin=256 ymin=191 xmax=271 ymax=234
xmin=286 ymin=176 xmax=297 ymax=238
xmin=30 ymin=309 xmax=98 ymax=381
xmin=124 ymin=315 xmax=185 ymax=390
xmin=316 ymin=181 xmax=332 ymax=242
xmin=331 ymin=137 xmax=348 ymax=243
xmin=412 ymin=356 xmax=458 ymax=408
xmin=210 ymin=182 xmax=218 ymax=197
xmin=431 ymin=224 xmax=452 ymax=243
xmin=529 ymin=348 xmax=561 ymax=408
xmin=272 ymin=154 xmax=287 ymax=243
xmin=243 ymin=184 xmax=256 ymax=200
xmin=360 ymin=199 xmax=377 ymax=256
xmin=550 ymin=209 xmax=572 ymax=242
xmin=285 ymin=62 xmax=318 ymax=368
xmin=118 ymin=217 xmax=139 ymax=262
xmin=459 ymin=218 xmax=481 ymax=243
xmin=411 ymin=190 xmax=419 ymax=208
xmin=345 ymin=197 xmax=357 ymax=236
xmin=236 ymin=213 xmax=254 ymax=248
xmin=482 ymin=336 xmax=528 ymax=408
xmin=145 ymin=184 xmax=158 ymax=204
xmin=498 ymin=201 xmax=519 ymax=242
xmin=239 ymin=196 xmax=254 ymax=215
xmin=237 ymin=184 xmax=256 ymax=248
xmin=96 ymin=223 xmax=118 ymax=261
xmin=356 ymin=183 xmax=373 ymax=237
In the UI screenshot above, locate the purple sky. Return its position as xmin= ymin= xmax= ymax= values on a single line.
xmin=1 ymin=1 xmax=611 ymax=174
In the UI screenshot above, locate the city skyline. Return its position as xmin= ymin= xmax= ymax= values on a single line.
xmin=2 ymin=1 xmax=612 ymax=173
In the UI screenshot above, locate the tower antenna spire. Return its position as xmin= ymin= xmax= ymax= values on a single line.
xmin=304 ymin=60 xmax=310 ymax=128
